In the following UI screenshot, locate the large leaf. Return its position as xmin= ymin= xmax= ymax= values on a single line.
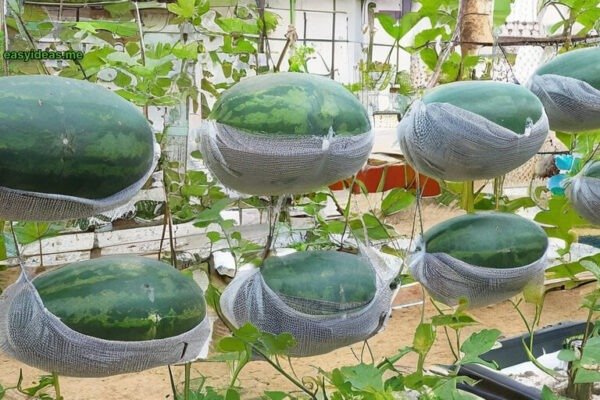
xmin=337 ymin=364 xmax=385 ymax=392
xmin=377 ymin=12 xmax=423 ymax=41
xmin=459 ymin=329 xmax=500 ymax=368
xmin=493 ymin=0 xmax=514 ymax=28
xmin=381 ymin=188 xmax=415 ymax=216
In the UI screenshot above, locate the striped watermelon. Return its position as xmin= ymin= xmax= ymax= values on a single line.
xmin=422 ymin=212 xmax=548 ymax=268
xmin=33 ymin=256 xmax=206 ymax=341
xmin=423 ymin=81 xmax=544 ymax=134
xmin=534 ymin=47 xmax=600 ymax=90
xmin=210 ymin=72 xmax=371 ymax=137
xmin=261 ymin=251 xmax=377 ymax=315
xmin=0 ymin=75 xmax=154 ymax=199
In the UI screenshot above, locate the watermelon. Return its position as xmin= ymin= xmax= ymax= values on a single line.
xmin=583 ymin=160 xmax=600 ymax=179
xmin=0 ymin=75 xmax=154 ymax=199
xmin=534 ymin=47 xmax=600 ymax=90
xmin=422 ymin=212 xmax=548 ymax=269
xmin=33 ymin=256 xmax=206 ymax=342
xmin=423 ymin=81 xmax=544 ymax=134
xmin=210 ymin=72 xmax=371 ymax=136
xmin=261 ymin=251 xmax=377 ymax=315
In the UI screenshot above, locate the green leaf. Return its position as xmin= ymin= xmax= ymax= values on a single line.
xmin=557 ymin=349 xmax=578 ymax=362
xmin=377 ymin=11 xmax=423 ymax=41
xmin=258 ymin=332 xmax=296 ymax=356
xmin=413 ymin=323 xmax=436 ymax=355
xmin=262 ymin=392 xmax=288 ymax=400
xmin=233 ymin=39 xmax=256 ymax=54
xmin=574 ymin=368 xmax=600 ymax=384
xmin=432 ymin=314 xmax=479 ymax=330
xmin=235 ymin=323 xmax=261 ymax=343
xmin=167 ymin=0 xmax=196 ymax=19
xmin=207 ymin=231 xmax=222 ymax=243
xmin=420 ymin=47 xmax=438 ymax=70
xmin=338 ymin=363 xmax=385 ymax=392
xmin=433 ymin=376 xmax=477 ymax=400
xmin=414 ymin=27 xmax=447 ymax=48
xmin=541 ymin=385 xmax=569 ymax=399
xmin=216 ymin=17 xmax=260 ymax=35
xmin=225 ymin=389 xmax=240 ymax=400
xmin=493 ymin=0 xmax=514 ymax=27
xmin=534 ymin=196 xmax=589 ymax=253
xmin=172 ymin=42 xmax=198 ymax=60
xmin=581 ymin=260 xmax=600 ymax=280
xmin=460 ymin=329 xmax=501 ymax=368
xmin=217 ymin=337 xmax=247 ymax=353
xmin=581 ymin=336 xmax=600 ymax=365
xmin=13 ymin=222 xmax=63 ymax=245
xmin=193 ymin=198 xmax=232 ymax=227
xmin=381 ymin=189 xmax=415 ymax=216
xmin=74 ymin=21 xmax=138 ymax=37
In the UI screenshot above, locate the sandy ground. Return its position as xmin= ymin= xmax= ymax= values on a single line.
xmin=0 ymin=201 xmax=597 ymax=399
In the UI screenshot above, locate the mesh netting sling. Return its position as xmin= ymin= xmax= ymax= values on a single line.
xmin=0 ymin=141 xmax=160 ymax=222
xmin=409 ymin=245 xmax=546 ymax=308
xmin=408 ymin=213 xmax=549 ymax=308
xmin=200 ymin=121 xmax=373 ymax=196
xmin=0 ymin=264 xmax=212 ymax=377
xmin=397 ymin=100 xmax=549 ymax=181
xmin=219 ymin=246 xmax=399 ymax=357
xmin=528 ymin=75 xmax=600 ymax=133
xmin=566 ymin=161 xmax=600 ymax=225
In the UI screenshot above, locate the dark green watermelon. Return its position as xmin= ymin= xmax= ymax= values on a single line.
xmin=0 ymin=75 xmax=154 ymax=199
xmin=210 ymin=72 xmax=371 ymax=137
xmin=582 ymin=160 xmax=600 ymax=179
xmin=33 ymin=256 xmax=206 ymax=341
xmin=423 ymin=212 xmax=548 ymax=269
xmin=534 ymin=47 xmax=600 ymax=90
xmin=423 ymin=81 xmax=544 ymax=135
xmin=261 ymin=251 xmax=377 ymax=315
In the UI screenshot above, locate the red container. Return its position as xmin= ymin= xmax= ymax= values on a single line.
xmin=329 ymin=162 xmax=441 ymax=197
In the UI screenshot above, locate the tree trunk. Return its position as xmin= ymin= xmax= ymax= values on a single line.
xmin=460 ymin=0 xmax=494 ymax=56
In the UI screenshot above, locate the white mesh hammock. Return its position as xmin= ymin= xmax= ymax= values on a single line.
xmin=409 ymin=238 xmax=547 ymax=308
xmin=0 ymin=266 xmax=212 ymax=378
xmin=528 ymin=74 xmax=600 ymax=133
xmin=0 ymin=141 xmax=161 ymax=222
xmin=566 ymin=162 xmax=600 ymax=225
xmin=219 ymin=246 xmax=399 ymax=357
xmin=199 ymin=121 xmax=374 ymax=196
xmin=397 ymin=100 xmax=549 ymax=181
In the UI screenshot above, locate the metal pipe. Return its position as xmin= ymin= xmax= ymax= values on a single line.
xmin=330 ymin=0 xmax=335 ymax=79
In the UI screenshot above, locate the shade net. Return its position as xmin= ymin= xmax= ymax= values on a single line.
xmin=397 ymin=100 xmax=549 ymax=181
xmin=0 ymin=141 xmax=160 ymax=222
xmin=0 ymin=269 xmax=212 ymax=377
xmin=409 ymin=240 xmax=547 ymax=308
xmin=528 ymin=74 xmax=600 ymax=133
xmin=199 ymin=121 xmax=373 ymax=196
xmin=219 ymin=246 xmax=399 ymax=357
xmin=566 ymin=163 xmax=600 ymax=225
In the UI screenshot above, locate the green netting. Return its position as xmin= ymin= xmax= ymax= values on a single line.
xmin=422 ymin=81 xmax=544 ymax=135
xmin=423 ymin=212 xmax=548 ymax=269
xmin=210 ymin=72 xmax=371 ymax=137
xmin=261 ymin=251 xmax=377 ymax=315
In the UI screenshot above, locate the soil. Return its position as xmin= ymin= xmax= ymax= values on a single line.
xmin=0 ymin=201 xmax=597 ymax=399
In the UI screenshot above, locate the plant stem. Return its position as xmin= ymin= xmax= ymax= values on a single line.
xmin=52 ymin=372 xmax=62 ymax=400
xmin=461 ymin=180 xmax=475 ymax=212
xmin=183 ymin=362 xmax=191 ymax=400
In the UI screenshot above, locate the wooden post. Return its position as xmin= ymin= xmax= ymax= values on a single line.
xmin=460 ymin=0 xmax=493 ymax=57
